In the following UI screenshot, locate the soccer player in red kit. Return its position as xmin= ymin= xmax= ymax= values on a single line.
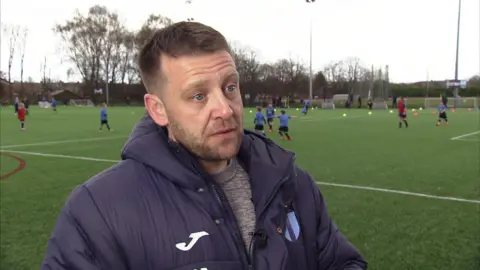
xmin=18 ymin=102 xmax=26 ymax=131
xmin=398 ymin=97 xmax=408 ymax=128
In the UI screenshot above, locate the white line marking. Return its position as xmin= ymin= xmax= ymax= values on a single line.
xmin=300 ymin=115 xmax=363 ymax=122
xmin=316 ymin=181 xmax=480 ymax=205
xmin=450 ymin=131 xmax=480 ymax=141
xmin=0 ymin=150 xmax=119 ymax=163
xmin=454 ymin=138 xmax=480 ymax=142
xmin=0 ymin=136 xmax=127 ymax=149
xmin=3 ymin=148 xmax=478 ymax=204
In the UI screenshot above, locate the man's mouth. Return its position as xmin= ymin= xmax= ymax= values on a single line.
xmin=213 ymin=128 xmax=235 ymax=135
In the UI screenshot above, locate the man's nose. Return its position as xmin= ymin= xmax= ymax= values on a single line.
xmin=210 ymin=91 xmax=233 ymax=119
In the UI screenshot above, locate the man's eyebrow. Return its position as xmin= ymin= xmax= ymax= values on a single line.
xmin=185 ymin=79 xmax=209 ymax=91
xmin=225 ymin=72 xmax=239 ymax=81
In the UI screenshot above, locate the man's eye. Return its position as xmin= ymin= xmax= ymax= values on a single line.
xmin=225 ymin=85 xmax=237 ymax=93
xmin=192 ymin=94 xmax=205 ymax=101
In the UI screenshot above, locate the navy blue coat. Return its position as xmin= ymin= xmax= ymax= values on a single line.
xmin=42 ymin=116 xmax=367 ymax=270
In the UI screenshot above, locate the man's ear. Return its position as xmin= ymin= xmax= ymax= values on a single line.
xmin=144 ymin=93 xmax=168 ymax=126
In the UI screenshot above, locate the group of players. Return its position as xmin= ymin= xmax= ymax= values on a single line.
xmin=253 ymin=104 xmax=297 ymax=140
xmin=12 ymin=96 xmax=58 ymax=131
xmin=11 ymin=96 xmax=114 ymax=132
xmin=11 ymin=94 xmax=450 ymax=134
xmin=396 ymin=97 xmax=449 ymax=128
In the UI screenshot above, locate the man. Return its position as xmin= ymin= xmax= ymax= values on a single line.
xmin=14 ymin=96 xmax=19 ymax=115
xmin=398 ymin=97 xmax=408 ymax=128
xmin=23 ymin=97 xmax=30 ymax=115
xmin=367 ymin=99 xmax=373 ymax=110
xmin=392 ymin=95 xmax=397 ymax=109
xmin=42 ymin=22 xmax=366 ymax=270
xmin=441 ymin=93 xmax=448 ymax=108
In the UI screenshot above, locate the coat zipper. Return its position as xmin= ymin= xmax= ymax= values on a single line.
xmin=211 ymin=183 xmax=251 ymax=269
xmin=191 ymin=159 xmax=251 ymax=269
xmin=247 ymin=155 xmax=297 ymax=270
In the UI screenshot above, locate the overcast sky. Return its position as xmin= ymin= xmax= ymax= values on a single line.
xmin=0 ymin=0 xmax=479 ymax=83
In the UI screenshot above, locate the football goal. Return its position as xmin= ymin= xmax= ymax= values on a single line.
xmin=321 ymin=100 xmax=336 ymax=109
xmin=372 ymin=99 xmax=388 ymax=110
xmin=70 ymin=99 xmax=95 ymax=107
xmin=38 ymin=101 xmax=51 ymax=108
xmin=424 ymin=97 xmax=478 ymax=109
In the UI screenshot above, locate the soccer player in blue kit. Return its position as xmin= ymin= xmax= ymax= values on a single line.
xmin=51 ymin=98 xmax=57 ymax=113
xmin=436 ymin=102 xmax=448 ymax=126
xmin=277 ymin=110 xmax=297 ymax=141
xmin=99 ymin=103 xmax=112 ymax=131
xmin=254 ymin=106 xmax=267 ymax=135
xmin=265 ymin=103 xmax=275 ymax=132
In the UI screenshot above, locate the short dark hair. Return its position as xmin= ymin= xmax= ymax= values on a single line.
xmin=138 ymin=21 xmax=231 ymax=93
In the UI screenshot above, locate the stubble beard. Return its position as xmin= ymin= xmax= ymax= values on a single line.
xmin=168 ymin=118 xmax=243 ymax=162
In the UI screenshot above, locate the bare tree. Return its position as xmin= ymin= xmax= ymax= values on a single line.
xmin=2 ymin=24 xmax=20 ymax=98
xmin=134 ymin=14 xmax=173 ymax=50
xmin=54 ymin=5 xmax=133 ymax=101
xmin=40 ymin=56 xmax=51 ymax=91
xmin=18 ymin=27 xmax=28 ymax=92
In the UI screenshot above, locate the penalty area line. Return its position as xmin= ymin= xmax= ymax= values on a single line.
xmin=0 ymin=136 xmax=127 ymax=149
xmin=316 ymin=181 xmax=480 ymax=205
xmin=450 ymin=130 xmax=480 ymax=141
xmin=0 ymin=150 xmax=119 ymax=163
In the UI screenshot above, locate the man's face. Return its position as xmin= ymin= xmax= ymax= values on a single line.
xmin=147 ymin=50 xmax=244 ymax=162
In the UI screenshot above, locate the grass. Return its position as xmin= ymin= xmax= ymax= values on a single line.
xmin=1 ymin=105 xmax=479 ymax=270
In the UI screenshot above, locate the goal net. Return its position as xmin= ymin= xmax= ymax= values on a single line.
xmin=321 ymin=100 xmax=336 ymax=109
xmin=372 ymin=99 xmax=388 ymax=110
xmin=70 ymin=99 xmax=95 ymax=107
xmin=424 ymin=97 xmax=478 ymax=109
xmin=38 ymin=101 xmax=51 ymax=108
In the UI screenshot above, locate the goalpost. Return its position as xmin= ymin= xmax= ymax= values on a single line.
xmin=372 ymin=99 xmax=388 ymax=110
xmin=38 ymin=101 xmax=51 ymax=108
xmin=424 ymin=97 xmax=478 ymax=109
xmin=321 ymin=100 xmax=336 ymax=109
xmin=69 ymin=99 xmax=95 ymax=107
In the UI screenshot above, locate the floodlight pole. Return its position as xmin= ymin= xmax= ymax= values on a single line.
xmin=186 ymin=0 xmax=194 ymax=21
xmin=307 ymin=0 xmax=315 ymax=101
xmin=106 ymin=80 xmax=109 ymax=105
xmin=453 ymin=0 xmax=461 ymax=103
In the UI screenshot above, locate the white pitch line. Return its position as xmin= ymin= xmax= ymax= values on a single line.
xmin=300 ymin=115 xmax=363 ymax=122
xmin=0 ymin=150 xmax=119 ymax=163
xmin=2 ymin=148 xmax=478 ymax=205
xmin=316 ymin=181 xmax=480 ymax=205
xmin=450 ymin=130 xmax=480 ymax=141
xmin=0 ymin=136 xmax=127 ymax=149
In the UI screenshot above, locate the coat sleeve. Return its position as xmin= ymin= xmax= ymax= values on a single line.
xmin=301 ymin=169 xmax=367 ymax=270
xmin=41 ymin=185 xmax=126 ymax=270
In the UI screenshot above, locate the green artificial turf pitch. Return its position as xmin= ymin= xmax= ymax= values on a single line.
xmin=1 ymin=106 xmax=479 ymax=270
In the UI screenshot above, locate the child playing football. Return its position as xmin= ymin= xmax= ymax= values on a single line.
xmin=277 ymin=110 xmax=297 ymax=141
xmin=51 ymin=98 xmax=57 ymax=112
xmin=436 ymin=102 xmax=448 ymax=126
xmin=99 ymin=103 xmax=112 ymax=131
xmin=18 ymin=102 xmax=26 ymax=131
xmin=398 ymin=97 xmax=408 ymax=128
xmin=254 ymin=106 xmax=267 ymax=135
xmin=265 ymin=104 xmax=275 ymax=132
